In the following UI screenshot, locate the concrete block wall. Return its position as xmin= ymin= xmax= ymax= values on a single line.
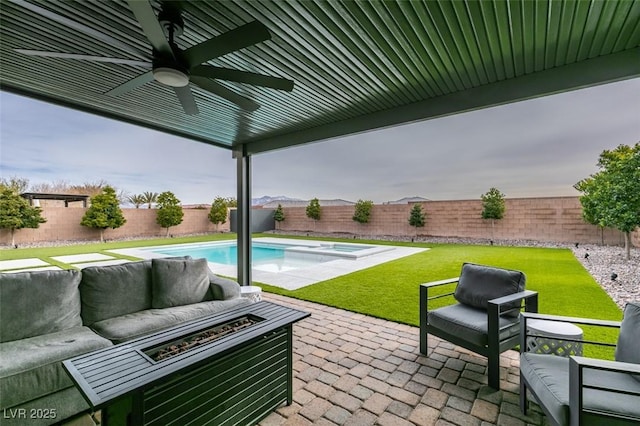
xmin=277 ymin=196 xmax=637 ymax=246
xmin=1 ymin=207 xmax=229 ymax=245
xmin=1 ymin=197 xmax=637 ymax=247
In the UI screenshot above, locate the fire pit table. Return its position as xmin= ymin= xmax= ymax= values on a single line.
xmin=63 ymin=301 xmax=309 ymax=426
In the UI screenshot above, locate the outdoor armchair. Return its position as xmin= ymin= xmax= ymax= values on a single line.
xmin=419 ymin=262 xmax=538 ymax=390
xmin=519 ymin=302 xmax=640 ymax=426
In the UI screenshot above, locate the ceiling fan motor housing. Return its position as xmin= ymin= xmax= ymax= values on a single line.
xmin=158 ymin=5 xmax=184 ymax=38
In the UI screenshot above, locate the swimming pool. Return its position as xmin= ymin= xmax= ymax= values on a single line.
xmin=110 ymin=238 xmax=427 ymax=290
xmin=144 ymin=240 xmax=387 ymax=273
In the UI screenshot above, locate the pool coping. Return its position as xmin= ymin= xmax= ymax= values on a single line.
xmin=109 ymin=238 xmax=428 ymax=290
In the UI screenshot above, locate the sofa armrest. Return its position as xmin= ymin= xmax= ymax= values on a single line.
xmin=569 ymin=356 xmax=640 ymax=424
xmin=208 ymin=272 xmax=241 ymax=300
xmin=520 ymin=312 xmax=621 ymax=328
xmin=420 ymin=277 xmax=460 ymax=289
xmin=489 ymin=290 xmax=538 ymax=316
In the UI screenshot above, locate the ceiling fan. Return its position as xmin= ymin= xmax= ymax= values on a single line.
xmin=12 ymin=0 xmax=294 ymax=115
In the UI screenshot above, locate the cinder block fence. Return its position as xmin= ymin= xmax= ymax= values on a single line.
xmin=1 ymin=196 xmax=638 ymax=247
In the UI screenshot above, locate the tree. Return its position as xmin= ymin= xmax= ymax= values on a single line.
xmin=142 ymin=191 xmax=158 ymax=209
xmin=273 ymin=204 xmax=285 ymax=230
xmin=80 ymin=186 xmax=126 ymax=242
xmin=306 ymin=198 xmax=321 ymax=230
xmin=0 ymin=176 xmax=29 ymax=194
xmin=575 ymin=143 xmax=640 ymax=260
xmin=0 ymin=187 xmax=47 ymax=247
xmin=225 ymin=197 xmax=238 ymax=208
xmin=408 ymin=203 xmax=426 ymax=237
xmin=208 ymin=196 xmax=228 ymax=231
xmin=481 ymin=187 xmax=505 ymax=242
xmin=127 ymin=194 xmax=145 ymax=208
xmin=156 ymin=191 xmax=184 ymax=237
xmin=353 ymin=199 xmax=374 ymax=224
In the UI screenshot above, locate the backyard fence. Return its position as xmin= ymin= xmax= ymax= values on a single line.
xmin=1 ymin=196 xmax=638 ymax=247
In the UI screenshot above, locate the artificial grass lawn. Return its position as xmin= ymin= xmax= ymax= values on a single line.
xmin=258 ymin=236 xmax=623 ymax=358
xmin=2 ymin=233 xmax=622 ymax=357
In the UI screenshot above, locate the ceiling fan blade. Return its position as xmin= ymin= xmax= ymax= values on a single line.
xmin=174 ymin=86 xmax=199 ymax=115
xmin=191 ymin=65 xmax=294 ymax=92
xmin=183 ymin=21 xmax=271 ymax=68
xmin=9 ymin=0 xmax=141 ymax=57
xmin=191 ymin=76 xmax=259 ymax=111
xmin=14 ymin=49 xmax=151 ymax=67
xmin=106 ymin=71 xmax=154 ymax=96
xmin=126 ymin=0 xmax=174 ymax=59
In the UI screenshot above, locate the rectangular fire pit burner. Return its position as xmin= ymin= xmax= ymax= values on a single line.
xmin=144 ymin=315 xmax=263 ymax=362
xmin=63 ymin=302 xmax=309 ymax=426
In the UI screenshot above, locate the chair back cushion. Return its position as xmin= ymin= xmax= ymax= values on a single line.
xmin=615 ymin=302 xmax=640 ymax=370
xmin=151 ymin=257 xmax=211 ymax=308
xmin=80 ymin=260 xmax=153 ymax=325
xmin=1 ymin=269 xmax=82 ymax=342
xmin=454 ymin=263 xmax=526 ymax=317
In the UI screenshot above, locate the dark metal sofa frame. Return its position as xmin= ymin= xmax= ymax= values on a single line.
xmin=420 ymin=277 xmax=538 ymax=390
xmin=519 ymin=312 xmax=640 ymax=426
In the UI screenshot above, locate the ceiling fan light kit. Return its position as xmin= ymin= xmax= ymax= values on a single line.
xmin=153 ymin=66 xmax=189 ymax=87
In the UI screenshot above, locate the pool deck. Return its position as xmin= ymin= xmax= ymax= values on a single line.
xmin=111 ymin=238 xmax=428 ymax=290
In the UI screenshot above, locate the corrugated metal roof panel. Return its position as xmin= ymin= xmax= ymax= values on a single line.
xmin=1 ymin=0 xmax=638 ymax=153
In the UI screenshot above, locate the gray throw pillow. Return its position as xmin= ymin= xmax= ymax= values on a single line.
xmin=615 ymin=302 xmax=640 ymax=368
xmin=0 ymin=269 xmax=82 ymax=342
xmin=453 ymin=263 xmax=526 ymax=317
xmin=152 ymin=258 xmax=211 ymax=308
xmin=80 ymin=260 xmax=153 ymax=325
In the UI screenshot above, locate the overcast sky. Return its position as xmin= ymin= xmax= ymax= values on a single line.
xmin=1 ymin=77 xmax=639 ymax=205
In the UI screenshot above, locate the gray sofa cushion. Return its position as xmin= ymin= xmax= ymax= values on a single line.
xmin=454 ymin=263 xmax=526 ymax=317
xmin=208 ymin=271 xmax=241 ymax=300
xmin=152 ymin=257 xmax=211 ymax=308
xmin=520 ymin=352 xmax=640 ymax=425
xmin=90 ymin=298 xmax=251 ymax=344
xmin=427 ymin=303 xmax=520 ymax=347
xmin=0 ymin=269 xmax=82 ymax=342
xmin=80 ymin=260 xmax=153 ymax=325
xmin=0 ymin=326 xmax=112 ymax=409
xmin=615 ymin=302 xmax=640 ymax=366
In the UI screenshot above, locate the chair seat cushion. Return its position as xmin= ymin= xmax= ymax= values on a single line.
xmin=428 ymin=303 xmax=520 ymax=347
xmin=0 ymin=326 xmax=112 ymax=409
xmin=520 ymin=353 xmax=640 ymax=425
xmin=90 ymin=298 xmax=251 ymax=344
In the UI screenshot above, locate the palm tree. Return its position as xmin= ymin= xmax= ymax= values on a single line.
xmin=141 ymin=191 xmax=158 ymax=209
xmin=127 ymin=194 xmax=145 ymax=209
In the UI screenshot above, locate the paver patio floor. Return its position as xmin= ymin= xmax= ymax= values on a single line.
xmin=62 ymin=293 xmax=548 ymax=426
xmin=261 ymin=293 xmax=548 ymax=426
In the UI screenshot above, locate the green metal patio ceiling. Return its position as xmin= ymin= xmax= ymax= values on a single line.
xmin=1 ymin=0 xmax=639 ymax=155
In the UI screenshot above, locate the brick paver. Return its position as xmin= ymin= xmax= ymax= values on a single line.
xmin=260 ymin=294 xmax=547 ymax=426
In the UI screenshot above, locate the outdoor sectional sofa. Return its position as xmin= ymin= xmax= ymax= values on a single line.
xmin=0 ymin=257 xmax=250 ymax=425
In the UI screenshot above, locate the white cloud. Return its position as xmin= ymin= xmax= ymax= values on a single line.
xmin=2 ymin=78 xmax=639 ymax=204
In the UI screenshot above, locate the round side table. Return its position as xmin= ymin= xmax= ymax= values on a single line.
xmin=526 ymin=319 xmax=583 ymax=357
xmin=240 ymin=285 xmax=262 ymax=303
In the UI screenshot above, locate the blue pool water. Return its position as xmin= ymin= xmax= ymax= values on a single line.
xmin=150 ymin=242 xmax=287 ymax=265
xmin=146 ymin=241 xmax=378 ymax=272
